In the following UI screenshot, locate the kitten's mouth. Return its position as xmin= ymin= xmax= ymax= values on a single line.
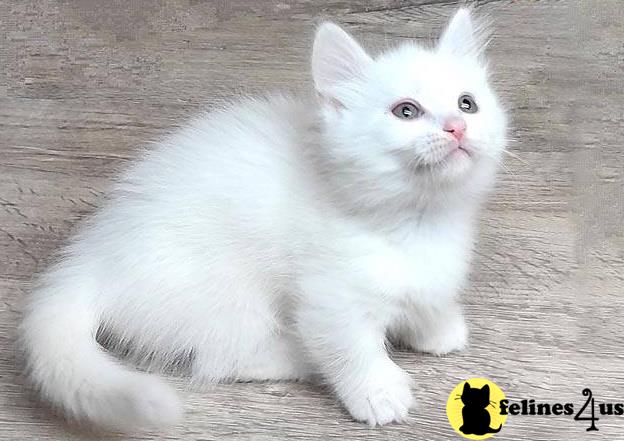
xmin=407 ymin=142 xmax=474 ymax=175
xmin=446 ymin=145 xmax=472 ymax=159
xmin=427 ymin=145 xmax=472 ymax=170
xmin=425 ymin=143 xmax=474 ymax=176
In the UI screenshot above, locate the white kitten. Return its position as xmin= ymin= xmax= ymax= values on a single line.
xmin=20 ymin=9 xmax=506 ymax=431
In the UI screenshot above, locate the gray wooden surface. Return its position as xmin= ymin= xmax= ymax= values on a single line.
xmin=1 ymin=0 xmax=623 ymax=439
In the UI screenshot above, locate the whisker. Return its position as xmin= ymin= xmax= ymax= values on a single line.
xmin=475 ymin=150 xmax=523 ymax=201
xmin=477 ymin=150 xmax=517 ymax=178
xmin=497 ymin=160 xmax=516 ymax=179
xmin=501 ymin=149 xmax=529 ymax=166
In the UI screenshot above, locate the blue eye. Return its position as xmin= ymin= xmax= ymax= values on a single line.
xmin=391 ymin=101 xmax=423 ymax=119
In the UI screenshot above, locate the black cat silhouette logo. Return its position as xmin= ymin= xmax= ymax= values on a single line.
xmin=447 ymin=378 xmax=507 ymax=439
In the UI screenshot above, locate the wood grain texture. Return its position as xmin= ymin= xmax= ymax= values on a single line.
xmin=1 ymin=0 xmax=623 ymax=439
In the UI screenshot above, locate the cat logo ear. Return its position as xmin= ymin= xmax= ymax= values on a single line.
xmin=482 ymin=384 xmax=491 ymax=394
xmin=438 ymin=8 xmax=489 ymax=60
xmin=463 ymin=381 xmax=471 ymax=393
xmin=311 ymin=22 xmax=372 ymax=106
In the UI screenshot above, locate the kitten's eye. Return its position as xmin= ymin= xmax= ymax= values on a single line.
xmin=391 ymin=101 xmax=422 ymax=120
xmin=458 ymin=93 xmax=478 ymax=114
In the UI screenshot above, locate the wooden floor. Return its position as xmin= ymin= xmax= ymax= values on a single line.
xmin=1 ymin=0 xmax=623 ymax=439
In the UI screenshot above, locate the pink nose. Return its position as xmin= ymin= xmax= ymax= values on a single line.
xmin=443 ymin=117 xmax=467 ymax=141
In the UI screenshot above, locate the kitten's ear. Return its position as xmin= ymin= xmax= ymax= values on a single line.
xmin=438 ymin=8 xmax=487 ymax=59
xmin=463 ymin=382 xmax=471 ymax=393
xmin=481 ymin=384 xmax=491 ymax=394
xmin=312 ymin=22 xmax=372 ymax=103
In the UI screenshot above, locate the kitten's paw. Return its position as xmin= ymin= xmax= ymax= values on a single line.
xmin=418 ymin=314 xmax=468 ymax=355
xmin=341 ymin=363 xmax=414 ymax=426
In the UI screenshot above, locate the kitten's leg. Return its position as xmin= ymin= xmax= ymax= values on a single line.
xmin=192 ymin=342 xmax=308 ymax=383
xmin=295 ymin=292 xmax=414 ymax=426
xmin=191 ymin=330 xmax=310 ymax=382
xmin=188 ymin=291 xmax=307 ymax=383
xmin=235 ymin=333 xmax=311 ymax=381
xmin=391 ymin=300 xmax=468 ymax=356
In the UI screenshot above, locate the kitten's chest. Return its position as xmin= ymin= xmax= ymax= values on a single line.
xmin=404 ymin=228 xmax=469 ymax=280
xmin=364 ymin=220 xmax=474 ymax=303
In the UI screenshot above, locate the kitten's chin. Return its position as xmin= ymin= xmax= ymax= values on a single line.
xmin=415 ymin=149 xmax=475 ymax=183
xmin=437 ymin=149 xmax=474 ymax=180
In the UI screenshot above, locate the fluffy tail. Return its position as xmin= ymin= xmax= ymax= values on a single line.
xmin=20 ymin=270 xmax=182 ymax=431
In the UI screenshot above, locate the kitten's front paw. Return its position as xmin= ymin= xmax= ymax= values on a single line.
xmin=341 ymin=363 xmax=415 ymax=426
xmin=419 ymin=314 xmax=468 ymax=355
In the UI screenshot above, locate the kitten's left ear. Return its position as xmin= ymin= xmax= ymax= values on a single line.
xmin=438 ymin=8 xmax=487 ymax=59
xmin=312 ymin=22 xmax=372 ymax=104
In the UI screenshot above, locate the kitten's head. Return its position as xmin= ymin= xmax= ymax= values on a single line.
xmin=461 ymin=382 xmax=491 ymax=408
xmin=312 ymin=9 xmax=506 ymax=204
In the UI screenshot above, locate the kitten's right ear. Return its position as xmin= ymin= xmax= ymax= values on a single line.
xmin=438 ymin=8 xmax=488 ymax=60
xmin=312 ymin=22 xmax=372 ymax=105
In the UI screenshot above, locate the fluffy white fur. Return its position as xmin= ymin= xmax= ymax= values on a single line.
xmin=20 ymin=9 xmax=506 ymax=431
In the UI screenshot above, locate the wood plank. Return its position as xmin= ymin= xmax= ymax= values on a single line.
xmin=1 ymin=1 xmax=623 ymax=440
